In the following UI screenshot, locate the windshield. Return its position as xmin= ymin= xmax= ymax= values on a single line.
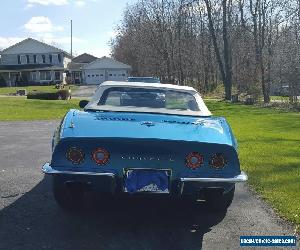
xmin=97 ymin=87 xmax=200 ymax=111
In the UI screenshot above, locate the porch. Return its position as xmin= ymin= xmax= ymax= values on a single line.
xmin=0 ymin=65 xmax=65 ymax=87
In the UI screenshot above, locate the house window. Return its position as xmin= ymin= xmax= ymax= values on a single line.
xmin=54 ymin=71 xmax=61 ymax=81
xmin=109 ymin=74 xmax=112 ymax=76
xmin=37 ymin=55 xmax=43 ymax=63
xmin=40 ymin=71 xmax=51 ymax=81
xmin=49 ymin=54 xmax=52 ymax=63
xmin=52 ymin=54 xmax=58 ymax=64
xmin=17 ymin=55 xmax=21 ymax=64
xmin=26 ymin=55 xmax=30 ymax=64
xmin=42 ymin=55 xmax=46 ymax=63
xmin=20 ymin=55 xmax=27 ymax=64
xmin=88 ymin=75 xmax=90 ymax=77
xmin=96 ymin=74 xmax=99 ymax=77
xmin=100 ymin=74 xmax=103 ymax=77
xmin=31 ymin=71 xmax=38 ymax=81
xmin=33 ymin=55 xmax=37 ymax=64
xmin=58 ymin=54 xmax=62 ymax=63
xmin=122 ymin=73 xmax=125 ymax=76
xmin=92 ymin=75 xmax=95 ymax=77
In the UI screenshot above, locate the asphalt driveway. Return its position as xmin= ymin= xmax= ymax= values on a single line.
xmin=72 ymin=85 xmax=98 ymax=98
xmin=0 ymin=121 xmax=296 ymax=250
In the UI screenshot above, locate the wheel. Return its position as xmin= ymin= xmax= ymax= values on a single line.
xmin=205 ymin=186 xmax=235 ymax=211
xmin=52 ymin=176 xmax=85 ymax=210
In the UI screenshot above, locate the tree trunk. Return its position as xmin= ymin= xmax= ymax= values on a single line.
xmin=204 ymin=0 xmax=232 ymax=100
xmin=222 ymin=0 xmax=232 ymax=100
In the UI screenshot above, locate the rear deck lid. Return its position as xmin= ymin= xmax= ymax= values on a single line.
xmin=62 ymin=110 xmax=234 ymax=146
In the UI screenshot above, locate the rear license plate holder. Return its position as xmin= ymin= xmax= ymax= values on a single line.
xmin=124 ymin=169 xmax=171 ymax=193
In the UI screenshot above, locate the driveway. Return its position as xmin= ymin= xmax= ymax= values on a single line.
xmin=72 ymin=85 xmax=98 ymax=98
xmin=0 ymin=121 xmax=296 ymax=250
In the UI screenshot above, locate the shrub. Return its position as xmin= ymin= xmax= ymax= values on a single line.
xmin=27 ymin=91 xmax=58 ymax=100
xmin=246 ymin=83 xmax=261 ymax=101
xmin=57 ymin=89 xmax=71 ymax=100
xmin=0 ymin=74 xmax=6 ymax=87
xmin=27 ymin=90 xmax=70 ymax=100
xmin=244 ymin=96 xmax=255 ymax=105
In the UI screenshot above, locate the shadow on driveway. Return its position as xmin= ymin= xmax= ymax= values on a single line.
xmin=0 ymin=176 xmax=226 ymax=250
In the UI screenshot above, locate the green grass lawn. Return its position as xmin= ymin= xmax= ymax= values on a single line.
xmin=0 ymin=97 xmax=79 ymax=120
xmin=0 ymin=85 xmax=79 ymax=95
xmin=270 ymin=96 xmax=290 ymax=102
xmin=206 ymin=101 xmax=300 ymax=230
xmin=0 ymin=97 xmax=299 ymax=229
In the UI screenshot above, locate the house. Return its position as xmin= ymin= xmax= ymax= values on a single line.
xmin=67 ymin=55 xmax=131 ymax=85
xmin=67 ymin=53 xmax=98 ymax=84
xmin=0 ymin=38 xmax=72 ymax=86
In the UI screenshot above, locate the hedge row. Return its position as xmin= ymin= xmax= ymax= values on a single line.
xmin=27 ymin=90 xmax=71 ymax=100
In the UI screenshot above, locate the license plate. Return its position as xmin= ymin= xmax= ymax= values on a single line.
xmin=124 ymin=169 xmax=170 ymax=193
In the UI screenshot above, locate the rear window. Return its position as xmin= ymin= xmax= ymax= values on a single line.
xmin=98 ymin=87 xmax=199 ymax=111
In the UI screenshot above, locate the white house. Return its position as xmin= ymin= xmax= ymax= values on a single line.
xmin=82 ymin=56 xmax=131 ymax=85
xmin=0 ymin=38 xmax=71 ymax=86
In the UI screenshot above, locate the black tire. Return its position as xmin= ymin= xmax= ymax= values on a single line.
xmin=205 ymin=186 xmax=235 ymax=211
xmin=52 ymin=177 xmax=84 ymax=211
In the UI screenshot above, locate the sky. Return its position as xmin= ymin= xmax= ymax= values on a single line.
xmin=0 ymin=0 xmax=136 ymax=57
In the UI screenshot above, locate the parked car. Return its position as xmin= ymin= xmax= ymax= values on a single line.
xmin=127 ymin=76 xmax=160 ymax=83
xmin=42 ymin=81 xmax=247 ymax=210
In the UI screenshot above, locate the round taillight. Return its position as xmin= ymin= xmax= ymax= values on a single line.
xmin=210 ymin=153 xmax=227 ymax=169
xmin=92 ymin=148 xmax=110 ymax=165
xmin=66 ymin=147 xmax=84 ymax=164
xmin=186 ymin=152 xmax=204 ymax=170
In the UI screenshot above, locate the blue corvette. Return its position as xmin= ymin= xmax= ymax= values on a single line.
xmin=42 ymin=81 xmax=247 ymax=210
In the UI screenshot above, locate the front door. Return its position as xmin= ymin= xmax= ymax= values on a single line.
xmin=74 ymin=72 xmax=81 ymax=84
xmin=10 ymin=73 xmax=20 ymax=86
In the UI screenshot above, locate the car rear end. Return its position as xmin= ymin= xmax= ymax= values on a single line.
xmin=43 ymin=136 xmax=246 ymax=200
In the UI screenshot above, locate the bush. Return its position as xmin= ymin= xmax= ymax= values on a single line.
xmin=244 ymin=96 xmax=255 ymax=105
xmin=246 ymin=83 xmax=261 ymax=101
xmin=0 ymin=75 xmax=6 ymax=87
xmin=27 ymin=90 xmax=70 ymax=100
xmin=57 ymin=89 xmax=71 ymax=100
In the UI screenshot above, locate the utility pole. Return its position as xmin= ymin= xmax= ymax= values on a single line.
xmin=71 ymin=19 xmax=73 ymax=58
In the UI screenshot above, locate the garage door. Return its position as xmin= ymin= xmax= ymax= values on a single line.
xmin=107 ymin=70 xmax=127 ymax=81
xmin=84 ymin=69 xmax=105 ymax=85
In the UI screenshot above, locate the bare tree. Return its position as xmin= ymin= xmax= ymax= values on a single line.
xmin=111 ymin=0 xmax=300 ymax=104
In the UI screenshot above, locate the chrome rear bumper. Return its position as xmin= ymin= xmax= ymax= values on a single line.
xmin=42 ymin=163 xmax=247 ymax=196
xmin=42 ymin=163 xmax=247 ymax=183
xmin=180 ymin=171 xmax=248 ymax=183
xmin=42 ymin=163 xmax=115 ymax=177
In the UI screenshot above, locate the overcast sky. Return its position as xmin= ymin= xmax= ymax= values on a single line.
xmin=0 ymin=0 xmax=135 ymax=57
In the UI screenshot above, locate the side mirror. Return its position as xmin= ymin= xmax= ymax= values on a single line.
xmin=79 ymin=100 xmax=89 ymax=109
